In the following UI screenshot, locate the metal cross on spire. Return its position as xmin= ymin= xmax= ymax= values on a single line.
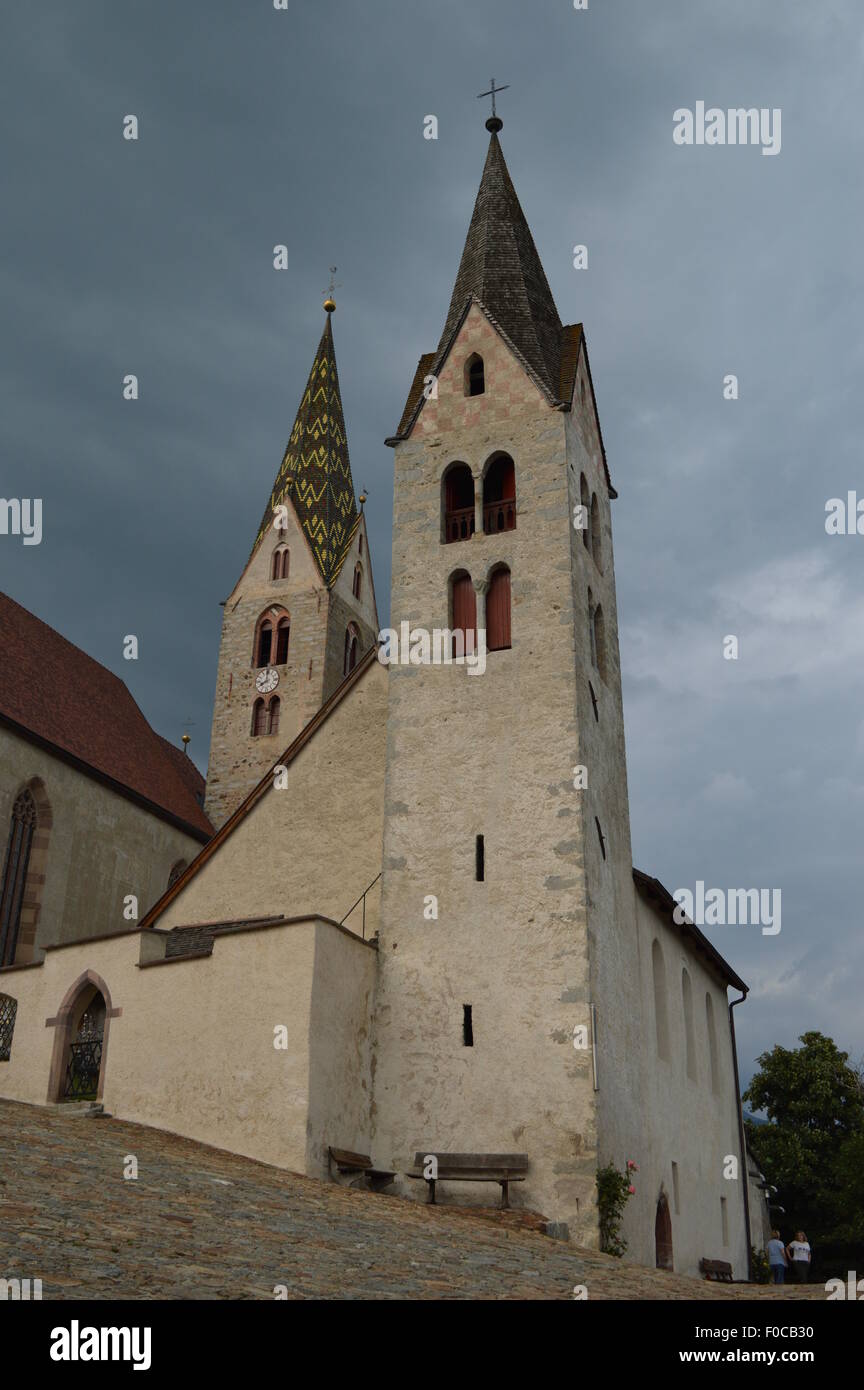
xmin=325 ymin=266 xmax=340 ymax=297
xmin=477 ymin=77 xmax=509 ymax=120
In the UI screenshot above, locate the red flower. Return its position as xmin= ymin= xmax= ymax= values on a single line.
xmin=628 ymin=1185 xmax=636 ymax=1195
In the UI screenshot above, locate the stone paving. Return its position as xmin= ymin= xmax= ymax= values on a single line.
xmin=0 ymin=1099 xmax=824 ymax=1300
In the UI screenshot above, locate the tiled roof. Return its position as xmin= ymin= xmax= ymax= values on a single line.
xmin=0 ymin=591 xmax=212 ymax=838
xmin=252 ymin=312 xmax=360 ymax=588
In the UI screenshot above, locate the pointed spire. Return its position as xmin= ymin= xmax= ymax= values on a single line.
xmin=253 ymin=305 xmax=360 ymax=587
xmin=438 ymin=127 xmax=563 ymax=400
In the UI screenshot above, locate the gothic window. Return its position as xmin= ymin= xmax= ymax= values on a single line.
xmin=580 ymin=474 xmax=590 ymax=549
xmin=0 ymin=790 xmax=36 ymax=967
xmin=359 ymin=534 xmax=363 ymax=557
xmin=450 ymin=570 xmax=477 ymax=658
xmin=682 ymin=968 xmax=697 ymax=1082
xmin=0 ymin=993 xmax=17 ymax=1061
xmin=275 ymin=617 xmax=290 ymax=665
xmin=652 ymin=939 xmax=670 ymax=1061
xmin=268 ymin=697 xmax=280 ymax=736
xmin=706 ymin=992 xmax=720 ymax=1094
xmin=590 ymin=493 xmax=602 ymax=571
xmin=443 ymin=463 xmax=475 ymax=543
xmin=271 ymin=546 xmax=290 ymax=580
xmin=486 ymin=565 xmax=511 ymax=652
xmin=256 ymin=621 xmax=272 ymax=668
xmin=482 ymin=454 xmax=516 ymax=534
xmin=344 ymin=623 xmax=359 ymax=676
xmin=353 ymin=564 xmax=363 ymax=600
xmin=465 ymin=353 xmax=485 ymax=397
xmin=167 ymin=859 xmax=187 ymax=889
xmin=251 ymin=699 xmax=267 ymax=737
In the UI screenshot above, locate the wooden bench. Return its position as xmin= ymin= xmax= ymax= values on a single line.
xmin=328 ymin=1147 xmax=395 ymax=1190
xmin=405 ymin=1152 xmax=529 ymax=1208
xmin=700 ymin=1258 xmax=734 ymax=1282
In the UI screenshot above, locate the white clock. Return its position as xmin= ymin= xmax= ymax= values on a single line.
xmin=255 ymin=667 xmax=279 ymax=694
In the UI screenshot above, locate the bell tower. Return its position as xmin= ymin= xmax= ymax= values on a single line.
xmin=371 ymin=111 xmax=639 ymax=1245
xmin=204 ymin=298 xmax=379 ymax=829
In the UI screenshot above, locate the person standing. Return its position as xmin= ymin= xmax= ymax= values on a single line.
xmin=786 ymin=1231 xmax=811 ymax=1283
xmin=766 ymin=1229 xmax=788 ymax=1284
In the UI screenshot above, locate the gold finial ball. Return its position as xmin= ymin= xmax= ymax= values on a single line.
xmin=181 ymin=733 xmax=190 ymax=747
xmin=359 ymin=492 xmax=367 ymax=506
xmin=324 ymin=297 xmax=336 ymax=313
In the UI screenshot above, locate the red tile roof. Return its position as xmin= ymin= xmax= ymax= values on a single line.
xmin=0 ymin=591 xmax=212 ymax=838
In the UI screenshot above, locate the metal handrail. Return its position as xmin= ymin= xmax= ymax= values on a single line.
xmin=339 ymin=873 xmax=383 ymax=940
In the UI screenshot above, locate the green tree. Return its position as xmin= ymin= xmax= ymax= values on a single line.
xmin=744 ymin=1032 xmax=864 ymax=1266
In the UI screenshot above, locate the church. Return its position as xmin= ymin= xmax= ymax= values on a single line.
xmin=0 ymin=111 xmax=756 ymax=1279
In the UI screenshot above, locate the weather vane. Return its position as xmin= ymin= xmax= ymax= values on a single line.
xmin=477 ymin=77 xmax=510 ymax=123
xmin=324 ymin=266 xmax=341 ymax=311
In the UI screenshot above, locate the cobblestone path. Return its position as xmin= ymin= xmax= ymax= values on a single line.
xmin=0 ymin=1100 xmax=824 ymax=1300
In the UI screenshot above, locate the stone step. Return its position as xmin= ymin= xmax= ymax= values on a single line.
xmin=44 ymin=1101 xmax=111 ymax=1119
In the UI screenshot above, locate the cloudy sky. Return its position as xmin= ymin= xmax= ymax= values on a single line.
xmin=3 ymin=1 xmax=863 ymax=1089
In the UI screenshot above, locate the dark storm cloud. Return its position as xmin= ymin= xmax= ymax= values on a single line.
xmin=2 ymin=0 xmax=862 ymax=1085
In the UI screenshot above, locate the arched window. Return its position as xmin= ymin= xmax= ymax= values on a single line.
xmin=271 ymin=547 xmax=290 ymax=580
xmin=251 ymin=698 xmax=267 ymax=737
xmin=589 ymin=595 xmax=607 ymax=682
xmin=465 ymin=353 xmax=485 ymax=397
xmin=359 ymin=534 xmax=363 ymax=557
xmin=353 ymin=564 xmax=363 ymax=600
xmin=590 ymin=494 xmax=602 ymax=570
xmin=256 ymin=621 xmax=272 ymax=668
xmin=483 ymin=454 xmax=516 ymax=534
xmin=655 ymin=1193 xmax=674 ymax=1270
xmin=682 ymin=968 xmax=697 ymax=1082
xmin=167 ymin=859 xmax=187 ymax=889
xmin=344 ymin=622 xmax=360 ymax=676
xmin=652 ymin=939 xmax=669 ymax=1061
xmin=443 ymin=463 xmax=475 ymax=544
xmin=0 ymin=789 xmax=37 ymax=967
xmin=706 ymin=992 xmax=720 ymax=1095
xmin=487 ymin=566 xmax=511 ymax=652
xmin=0 ymin=993 xmax=18 ymax=1061
xmin=450 ymin=571 xmax=477 ymax=659
xmin=580 ymin=474 xmax=590 ymax=549
xmin=268 ymin=697 xmax=280 ymax=736
xmin=275 ymin=617 xmax=290 ymax=665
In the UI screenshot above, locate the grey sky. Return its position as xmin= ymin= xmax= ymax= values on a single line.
xmin=2 ymin=0 xmax=862 ymax=1089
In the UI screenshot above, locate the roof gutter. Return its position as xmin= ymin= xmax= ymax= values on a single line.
xmin=728 ymin=987 xmax=753 ymax=1283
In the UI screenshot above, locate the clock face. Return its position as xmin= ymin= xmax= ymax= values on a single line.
xmin=255 ymin=667 xmax=279 ymax=694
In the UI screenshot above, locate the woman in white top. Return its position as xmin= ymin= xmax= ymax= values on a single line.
xmin=786 ymin=1231 xmax=811 ymax=1283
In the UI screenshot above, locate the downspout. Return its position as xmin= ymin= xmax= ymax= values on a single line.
xmin=729 ymin=988 xmax=752 ymax=1283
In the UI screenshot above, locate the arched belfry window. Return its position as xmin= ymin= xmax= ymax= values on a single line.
xmin=353 ymin=563 xmax=363 ymax=600
xmin=344 ymin=622 xmax=360 ymax=676
xmin=487 ymin=566 xmax=512 ymax=652
xmin=268 ymin=697 xmax=281 ymax=736
xmin=465 ymin=353 xmax=485 ymax=397
xmin=256 ymin=621 xmax=272 ymax=668
xmin=0 ymin=789 xmax=37 ymax=967
xmin=272 ymin=546 xmax=289 ymax=581
xmin=251 ymin=699 xmax=267 ymax=737
xmin=275 ymin=616 xmax=290 ymax=665
xmin=483 ymin=454 xmax=516 ymax=534
xmin=443 ymin=463 xmax=475 ymax=544
xmin=449 ymin=570 xmax=477 ymax=659
xmin=254 ymin=607 xmax=289 ymax=667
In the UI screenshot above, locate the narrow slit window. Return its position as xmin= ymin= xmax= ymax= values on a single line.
xmin=595 ymin=817 xmax=606 ymax=860
xmin=475 ymin=834 xmax=485 ymax=882
xmin=463 ymin=1005 xmax=474 ymax=1047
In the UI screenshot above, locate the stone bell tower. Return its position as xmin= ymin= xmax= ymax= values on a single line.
xmin=204 ymin=299 xmax=379 ymax=829
xmin=370 ymin=110 xmax=639 ymax=1246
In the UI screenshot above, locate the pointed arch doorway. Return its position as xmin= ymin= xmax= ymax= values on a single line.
xmin=655 ymin=1192 xmax=674 ymax=1270
xmin=45 ymin=971 xmax=120 ymax=1104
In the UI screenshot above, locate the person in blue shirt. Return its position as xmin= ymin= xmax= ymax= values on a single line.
xmin=766 ymin=1230 xmax=788 ymax=1283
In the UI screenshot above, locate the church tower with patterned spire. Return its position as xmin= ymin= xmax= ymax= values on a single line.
xmin=204 ymin=301 xmax=379 ymax=829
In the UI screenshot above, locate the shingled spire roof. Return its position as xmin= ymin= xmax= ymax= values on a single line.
xmin=252 ymin=310 xmax=360 ymax=588
xmin=438 ymin=127 xmax=563 ymax=399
